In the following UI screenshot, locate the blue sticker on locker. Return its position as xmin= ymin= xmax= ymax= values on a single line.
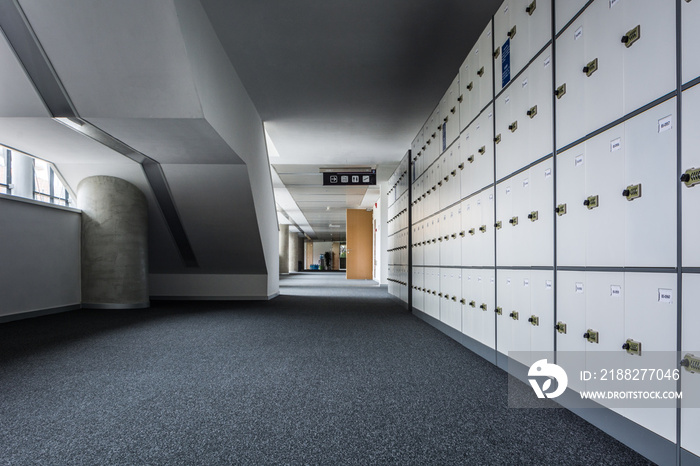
xmin=502 ymin=38 xmax=511 ymax=87
xmin=442 ymin=122 xmax=447 ymax=152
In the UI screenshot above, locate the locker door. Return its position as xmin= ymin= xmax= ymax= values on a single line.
xmin=555 ymin=0 xmax=590 ymax=35
xmin=496 ymin=181 xmax=514 ymax=266
xmin=476 ymin=189 xmax=496 ymax=267
xmin=426 ymin=268 xmax=440 ymax=319
xmin=520 ymin=0 xmax=551 ymax=67
xmin=508 ymin=0 xmax=530 ymax=79
xmin=460 ymin=199 xmax=473 ymax=267
xmin=459 ymin=131 xmax=473 ymax=199
xmin=413 ymin=268 xmax=424 ymax=312
xmin=471 ymin=274 xmax=486 ymax=343
xmin=681 ymin=273 xmax=700 ymax=457
xmin=495 ymin=89 xmax=519 ymax=180
xmin=556 ymin=144 xmax=586 ymax=266
xmin=510 ymin=270 xmax=532 ymax=365
xmin=496 ymin=271 xmax=514 ymax=355
xmin=443 ymin=75 xmax=460 ymax=150
xmin=476 ymin=21 xmax=494 ymax=117
xmin=623 ymin=99 xmax=676 ymax=267
xmin=525 ymin=47 xmax=554 ymax=165
xmin=682 ymin=0 xmax=700 ymax=85
xmin=556 ymin=271 xmax=587 ymax=393
xmin=555 ymin=16 xmax=587 ymax=149
xmin=510 ymin=171 xmax=531 ymax=266
xmin=481 ymin=270 xmax=497 ymax=349
xmin=451 ymin=205 xmax=462 ymax=267
xmin=459 ymin=54 xmax=475 ymax=132
xmin=622 ymin=0 xmax=675 ymax=115
xmin=442 ymin=146 xmax=459 ymax=210
xmin=462 ymin=272 xmax=477 ymax=339
xmin=682 ymin=86 xmax=700 ymax=267
xmin=529 ymin=271 xmax=554 ymax=366
xmin=440 ymin=268 xmax=460 ymax=330
xmin=473 ymin=105 xmax=495 ymax=193
xmin=585 ymin=271 xmax=625 ymax=353
xmin=528 ymin=159 xmax=553 ymax=267
xmin=493 ymin=0 xmax=513 ymax=94
xmin=585 ymin=125 xmax=625 ymax=267
xmin=620 ymin=272 xmax=677 ymax=442
xmin=583 ymin=0 xmax=624 ymax=134
xmin=440 ymin=208 xmax=453 ymax=266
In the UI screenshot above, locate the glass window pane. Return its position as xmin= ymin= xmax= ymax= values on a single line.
xmin=34 ymin=159 xmax=50 ymax=197
xmin=0 ymin=150 xmax=7 ymax=187
xmin=53 ymin=171 xmax=66 ymax=199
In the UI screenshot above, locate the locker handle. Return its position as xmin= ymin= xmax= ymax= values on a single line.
xmin=478 ymin=146 xmax=486 ymax=154
xmin=469 ymin=228 xmax=476 ymax=235
xmin=467 ymin=82 xmax=474 ymax=91
xmin=469 ymin=301 xmax=476 ymax=308
xmin=479 ymin=225 xmax=486 ymax=233
xmin=438 ymin=292 xmax=443 ymax=297
xmin=459 ymin=230 xmax=466 ymax=237
xmin=451 ymin=107 xmax=456 ymax=114
xmin=494 ymin=221 xmax=502 ymax=229
xmin=527 ymin=105 xmax=538 ymax=118
xmin=442 ymin=118 xmax=447 ymax=124
xmin=582 ymin=58 xmax=598 ymax=77
xmin=477 ymin=66 xmax=485 ymax=77
xmin=526 ymin=0 xmax=536 ymax=15
xmin=460 ymin=299 xmax=466 ymax=305
xmin=459 ymin=163 xmax=465 ymax=170
xmin=495 ymin=134 xmax=502 ymax=144
xmin=494 ymin=47 xmax=500 ymax=59
xmin=480 ymin=303 xmax=487 ymax=311
xmin=680 ymin=354 xmax=700 ymax=373
xmin=432 ymin=132 xmax=436 ymax=139
xmin=509 ymin=121 xmax=518 ymax=132
xmin=452 ymin=296 xmax=457 ymax=302
xmin=507 ymin=26 xmax=516 ymax=39
xmin=468 ymin=155 xmax=475 ymax=163
xmin=458 ymin=94 xmax=464 ymax=102
xmin=443 ymin=235 xmax=449 ymax=241
xmin=438 ymin=181 xmax=443 ymax=186
xmin=509 ymin=216 xmax=518 ymax=226
xmin=444 ymin=175 xmax=449 ymax=182
xmin=555 ymin=84 xmax=567 ymax=99
xmin=621 ymin=25 xmax=641 ymax=48
xmin=451 ymin=170 xmax=456 ymax=177
xmin=680 ymin=168 xmax=700 ymax=187
xmin=451 ymin=233 xmax=457 ymax=239
xmin=495 ymin=307 xmax=503 ymax=315
xmin=510 ymin=311 xmax=519 ymax=320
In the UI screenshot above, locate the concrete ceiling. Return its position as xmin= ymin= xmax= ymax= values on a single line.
xmin=201 ymin=0 xmax=502 ymax=240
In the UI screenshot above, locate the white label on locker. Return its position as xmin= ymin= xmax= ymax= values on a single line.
xmin=522 ymin=78 xmax=528 ymax=88
xmin=506 ymin=278 xmax=512 ymax=285
xmin=658 ymin=115 xmax=673 ymax=133
xmin=545 ymin=168 xmax=552 ymax=179
xmin=475 ymin=48 xmax=479 ymax=55
xmin=658 ymin=289 xmax=673 ymax=303
xmin=478 ymin=276 xmax=483 ymax=282
xmin=523 ymin=178 xmax=529 ymax=188
xmin=574 ymin=27 xmax=583 ymax=41
xmin=544 ymin=56 xmax=551 ymax=68
xmin=575 ymin=282 xmax=584 ymax=293
xmin=491 ymin=277 xmax=495 ymax=284
xmin=488 ymin=29 xmax=491 ymax=37
xmin=467 ymin=275 xmax=472 ymax=281
xmin=524 ymin=279 xmax=530 ymax=287
xmin=489 ymin=194 xmax=494 ymax=201
xmin=466 ymin=204 xmax=471 ymax=211
xmin=504 ymin=5 xmax=508 ymax=13
xmin=477 ymin=124 xmax=481 ymax=130
xmin=609 ymin=0 xmax=619 ymax=7
xmin=610 ymin=138 xmax=622 ymax=152
xmin=506 ymin=186 xmax=512 ymax=195
xmin=574 ymin=154 xmax=584 ymax=167
xmin=477 ymin=199 xmax=482 ymax=206
xmin=610 ymin=285 xmax=622 ymax=297
xmin=464 ymin=133 xmax=470 ymax=140
xmin=505 ymin=95 xmax=511 ymax=105
xmin=488 ymin=112 xmax=493 ymax=119
xmin=464 ymin=63 xmax=469 ymax=70
xmin=546 ymin=280 xmax=553 ymax=290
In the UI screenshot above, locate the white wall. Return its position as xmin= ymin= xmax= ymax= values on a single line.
xmin=0 ymin=195 xmax=81 ymax=319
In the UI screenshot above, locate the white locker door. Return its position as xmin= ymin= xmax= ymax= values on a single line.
xmin=620 ymin=272 xmax=677 ymax=442
xmin=462 ymin=272 xmax=477 ymax=339
xmin=529 ymin=271 xmax=554 ymax=366
xmin=682 ymin=0 xmax=700 ymax=85
xmin=427 ymin=217 xmax=437 ymax=266
xmin=585 ymin=271 xmax=625 ymax=352
xmin=508 ymin=0 xmax=529 ymax=79
xmin=473 ymin=105 xmax=495 ymax=194
xmin=441 ymin=269 xmax=460 ymax=330
xmin=556 ymin=271 xmax=587 ymax=393
xmin=427 ymin=268 xmax=440 ymax=320
xmin=444 ymin=76 xmax=460 ymax=150
xmin=622 ymin=0 xmax=675 ymax=115
xmin=414 ymin=268 xmax=424 ymax=312
xmin=496 ymin=270 xmax=514 ymax=355
xmin=510 ymin=270 xmax=532 ymax=365
xmin=451 ymin=205 xmax=462 ymax=267
xmin=681 ymin=273 xmax=700 ymax=457
xmin=460 ymin=199 xmax=473 ymax=267
xmin=476 ymin=21 xmax=494 ymax=117
xmin=493 ymin=0 xmax=513 ymax=94
xmin=585 ymin=125 xmax=625 ymax=267
xmin=525 ymin=47 xmax=554 ymax=165
xmin=510 ymin=171 xmax=531 ymax=267
xmin=459 ymin=131 xmax=473 ymax=199
xmin=471 ymin=273 xmax=487 ymax=343
xmin=481 ymin=270 xmax=497 ymax=349
xmin=682 ymin=86 xmax=700 ymax=267
xmin=495 ymin=89 xmax=515 ymax=180
xmin=496 ymin=181 xmax=514 ymax=266
xmin=439 ymin=210 xmax=449 ymax=265
xmin=556 ymin=145 xmax=587 ymax=266
xmin=444 ymin=146 xmax=460 ymax=210
xmin=554 ymin=16 xmax=587 ymax=149
xmin=555 ymin=0 xmax=590 ymax=35
xmin=459 ymin=54 xmax=475 ymax=133
xmin=528 ymin=159 xmax=554 ymax=267
xmin=623 ymin=99 xmax=677 ymax=267
xmin=476 ymin=189 xmax=496 ymax=267
xmin=520 ymin=0 xmax=552 ymax=67
xmin=583 ymin=0 xmax=624 ymax=134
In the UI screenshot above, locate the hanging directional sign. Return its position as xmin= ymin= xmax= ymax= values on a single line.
xmin=323 ymin=170 xmax=376 ymax=186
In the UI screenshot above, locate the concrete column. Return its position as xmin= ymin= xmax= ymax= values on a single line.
xmin=288 ymin=230 xmax=299 ymax=272
xmin=78 ymin=176 xmax=149 ymax=309
xmin=279 ymin=224 xmax=289 ymax=274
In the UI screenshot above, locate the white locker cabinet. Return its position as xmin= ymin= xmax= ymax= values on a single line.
xmin=465 ymin=273 xmax=486 ymax=343
xmin=439 ymin=76 xmax=460 ymax=152
xmin=475 ymin=189 xmax=495 ymax=267
xmin=439 ymin=207 xmax=460 ymax=267
xmin=427 ymin=110 xmax=440 ymax=166
xmin=437 ymin=152 xmax=448 ymax=211
xmin=682 ymin=86 xmax=700 ymax=267
xmin=682 ymin=0 xmax=700 ymax=84
xmin=496 ymin=270 xmax=515 ymax=355
xmin=681 ymin=273 xmax=700 ymax=457
xmin=555 ymin=0 xmax=590 ymax=35
xmin=461 ymin=105 xmax=495 ymax=199
xmin=426 ymin=217 xmax=438 ymax=266
xmin=624 ymin=98 xmax=676 ymax=267
xmin=509 ymin=270 xmax=533 ymax=366
xmin=461 ymin=272 xmax=475 ymax=339
xmin=556 ymin=144 xmax=588 ymax=267
xmin=473 ymin=21 xmax=494 ymax=126
xmin=525 ymin=270 xmax=554 ymax=366
xmin=412 ymin=268 xmax=424 ymax=312
xmin=622 ymin=0 xmax=675 ymax=116
xmin=440 ymin=268 xmax=461 ymax=330
xmin=495 ymin=84 xmax=520 ymax=180
xmin=522 ymin=47 xmax=554 ymax=166
xmin=511 ymin=171 xmax=532 ymax=266
xmin=460 ymin=198 xmax=474 ymax=267
xmin=585 ymin=272 xmax=625 ymax=353
xmin=554 ymin=14 xmax=587 ymax=149
xmin=527 ymin=158 xmax=554 ymax=267
xmin=496 ymin=180 xmax=515 ymax=266
xmin=425 ymin=268 xmax=440 ymax=320
xmin=493 ymin=0 xmax=513 ymax=95
xmin=478 ymin=269 xmax=497 ymax=349
xmin=440 ymin=144 xmax=460 ymax=210
xmin=458 ymin=131 xmax=471 ymax=199
xmin=556 ymin=271 xmax=587 ymax=393
xmin=459 ymin=53 xmax=475 ymax=133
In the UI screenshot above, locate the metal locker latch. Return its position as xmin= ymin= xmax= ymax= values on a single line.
xmin=432 ymin=132 xmax=436 ymax=139
xmin=479 ymin=146 xmax=486 ymax=154
xmin=621 ymin=25 xmax=641 ymax=48
xmin=459 ymin=230 xmax=466 ymax=237
xmin=494 ymin=47 xmax=500 ymax=59
xmin=583 ymin=58 xmax=599 ymax=77
xmin=442 ymin=117 xmax=448 ymax=124
xmin=528 ymin=315 xmax=539 ymax=326
xmin=444 ymin=175 xmax=449 ymax=182
xmin=443 ymin=235 xmax=449 ymax=241
xmin=438 ymin=237 xmax=443 ymax=242
xmin=468 ymin=155 xmax=475 ymax=163
xmin=556 ymin=204 xmax=567 ymax=216
xmin=451 ymin=170 xmax=457 ymax=177
xmin=509 ymin=216 xmax=519 ymax=226
xmin=477 ymin=66 xmax=485 ymax=77
xmin=459 ymin=163 xmax=465 ymax=170
xmin=526 ymin=0 xmax=536 ymax=15
xmin=527 ymin=105 xmax=538 ymax=118
xmin=426 ymin=139 xmax=431 ymax=146
xmin=622 ymin=183 xmax=642 ymax=201
xmin=438 ymin=180 xmax=443 ymax=187
xmin=458 ymin=95 xmax=464 ymax=103
xmin=555 ymin=322 xmax=567 ymax=334
xmin=508 ymin=25 xmax=517 ymax=39
xmin=432 ymin=185 xmax=436 ymax=191
xmin=583 ymin=329 xmax=599 ymax=344
xmin=528 ymin=211 xmax=539 ymax=222
xmin=444 ymin=294 xmax=450 ymax=300
xmin=469 ymin=228 xmax=476 ymax=236
xmin=422 ymin=145 xmax=426 ymax=151
xmin=451 ymin=106 xmax=456 ymax=114
xmin=452 ymin=296 xmax=457 ymax=302
xmin=680 ymin=168 xmax=700 ymax=187
xmin=622 ymin=339 xmax=642 ymax=356
xmin=555 ymin=83 xmax=567 ymax=99
xmin=479 ymin=225 xmax=487 ymax=233
xmin=451 ymin=233 xmax=457 ymax=239
xmin=583 ymin=195 xmax=599 ymax=210
xmin=469 ymin=300 xmax=476 ymax=308
xmin=460 ymin=298 xmax=466 ymax=305
xmin=480 ymin=303 xmax=487 ymax=311
xmin=509 ymin=121 xmax=518 ymax=132
xmin=495 ymin=221 xmax=503 ymax=229
xmin=495 ymin=307 xmax=503 ymax=315
xmin=438 ymin=292 xmax=443 ymax=297
xmin=510 ymin=311 xmax=519 ymax=320
xmin=680 ymin=353 xmax=700 ymax=373
xmin=467 ymin=81 xmax=474 ymax=91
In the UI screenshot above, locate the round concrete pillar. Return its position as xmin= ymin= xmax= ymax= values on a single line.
xmin=78 ymin=176 xmax=149 ymax=309
xmin=279 ymin=224 xmax=289 ymax=274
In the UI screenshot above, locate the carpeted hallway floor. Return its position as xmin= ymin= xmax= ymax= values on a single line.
xmin=0 ymin=273 xmax=653 ymax=465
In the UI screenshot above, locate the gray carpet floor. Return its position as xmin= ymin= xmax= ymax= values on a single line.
xmin=0 ymin=272 xmax=653 ymax=465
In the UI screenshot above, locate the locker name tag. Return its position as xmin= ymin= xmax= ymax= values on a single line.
xmin=658 ymin=289 xmax=673 ymax=303
xmin=545 ymin=168 xmax=552 ymax=178
xmin=575 ymin=154 xmax=584 ymax=167
xmin=623 ymin=184 xmax=642 ymax=201
xmin=544 ymin=55 xmax=551 ymax=68
xmin=576 ymin=282 xmax=584 ymax=293
xmin=658 ymin=115 xmax=673 ymax=133
xmin=546 ymin=280 xmax=553 ymax=290
xmin=522 ymin=78 xmax=528 ymax=88
xmin=610 ymin=285 xmax=622 ymax=297
xmin=522 ymin=178 xmax=529 ymax=188
xmin=574 ymin=27 xmax=583 ymax=41
xmin=610 ymin=138 xmax=622 ymax=152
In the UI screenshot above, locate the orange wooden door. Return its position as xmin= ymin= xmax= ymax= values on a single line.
xmin=346 ymin=209 xmax=373 ymax=279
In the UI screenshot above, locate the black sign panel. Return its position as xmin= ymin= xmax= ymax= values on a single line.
xmin=323 ymin=171 xmax=376 ymax=186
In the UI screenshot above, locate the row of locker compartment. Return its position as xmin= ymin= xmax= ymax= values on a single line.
xmin=387 ymin=265 xmax=409 ymax=303
xmin=387 ymin=191 xmax=409 ymax=236
xmin=387 ymin=163 xmax=409 ymax=207
xmin=387 ymin=229 xmax=409 ymax=267
xmin=412 ymin=267 xmax=685 ymax=442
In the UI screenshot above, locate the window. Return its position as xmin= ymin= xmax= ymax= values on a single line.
xmin=0 ymin=145 xmax=74 ymax=207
